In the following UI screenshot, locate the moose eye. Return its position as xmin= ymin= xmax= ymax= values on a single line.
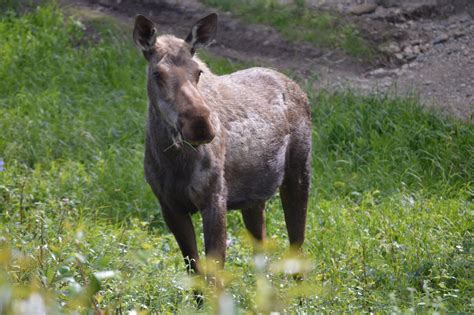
xmin=153 ymin=72 xmax=164 ymax=84
xmin=195 ymin=70 xmax=203 ymax=82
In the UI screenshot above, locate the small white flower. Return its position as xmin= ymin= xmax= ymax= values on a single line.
xmin=94 ymin=270 xmax=119 ymax=280
xmin=253 ymin=254 xmax=267 ymax=272
xmin=218 ymin=293 xmax=236 ymax=315
xmin=13 ymin=293 xmax=46 ymax=315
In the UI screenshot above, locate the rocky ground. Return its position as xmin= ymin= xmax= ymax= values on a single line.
xmin=345 ymin=0 xmax=474 ymax=121
xmin=61 ymin=0 xmax=473 ymax=122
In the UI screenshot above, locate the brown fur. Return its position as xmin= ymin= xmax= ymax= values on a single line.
xmin=133 ymin=14 xmax=312 ymax=273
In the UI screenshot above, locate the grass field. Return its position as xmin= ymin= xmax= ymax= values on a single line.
xmin=1 ymin=3 xmax=473 ymax=313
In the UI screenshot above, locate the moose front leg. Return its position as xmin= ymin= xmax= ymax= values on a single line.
xmin=161 ymin=207 xmax=200 ymax=274
xmin=201 ymin=202 xmax=227 ymax=268
xmin=161 ymin=206 xmax=205 ymax=307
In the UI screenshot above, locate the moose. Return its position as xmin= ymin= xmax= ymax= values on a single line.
xmin=133 ymin=13 xmax=312 ymax=275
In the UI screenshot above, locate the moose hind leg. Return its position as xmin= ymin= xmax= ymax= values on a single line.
xmin=241 ymin=201 xmax=266 ymax=243
xmin=279 ymin=140 xmax=311 ymax=250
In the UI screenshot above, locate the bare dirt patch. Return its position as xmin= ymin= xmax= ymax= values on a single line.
xmin=352 ymin=0 xmax=474 ymax=121
xmin=61 ymin=0 xmax=473 ymax=122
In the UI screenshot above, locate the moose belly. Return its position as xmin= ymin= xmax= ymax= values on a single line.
xmin=225 ymin=133 xmax=289 ymax=210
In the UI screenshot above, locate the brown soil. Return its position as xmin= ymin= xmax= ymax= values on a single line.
xmin=61 ymin=0 xmax=474 ymax=122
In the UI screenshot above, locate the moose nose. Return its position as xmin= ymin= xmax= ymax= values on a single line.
xmin=190 ymin=118 xmax=215 ymax=144
xmin=179 ymin=115 xmax=215 ymax=146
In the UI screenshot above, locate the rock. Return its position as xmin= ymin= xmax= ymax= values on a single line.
xmin=405 ymin=54 xmax=417 ymax=62
xmin=410 ymin=38 xmax=422 ymax=45
xmin=350 ymin=3 xmax=378 ymax=15
xmin=369 ymin=68 xmax=390 ymax=78
xmin=399 ymin=16 xmax=407 ymax=23
xmin=377 ymin=0 xmax=400 ymax=8
xmin=382 ymin=80 xmax=391 ymax=88
xmin=395 ymin=53 xmax=404 ymax=60
xmin=413 ymin=45 xmax=420 ymax=54
xmin=395 ymin=68 xmax=404 ymax=76
xmin=423 ymin=24 xmax=433 ymax=31
xmin=433 ymin=33 xmax=449 ymax=45
xmin=372 ymin=6 xmax=403 ymax=21
xmin=372 ymin=6 xmax=388 ymax=19
xmin=379 ymin=42 xmax=401 ymax=54
xmin=453 ymin=31 xmax=466 ymax=39
xmin=404 ymin=45 xmax=413 ymax=55
xmin=449 ymin=23 xmax=458 ymax=30
xmin=98 ymin=0 xmax=122 ymax=5
xmin=421 ymin=43 xmax=431 ymax=52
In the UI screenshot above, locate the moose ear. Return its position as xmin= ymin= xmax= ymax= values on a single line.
xmin=133 ymin=15 xmax=157 ymax=56
xmin=185 ymin=13 xmax=218 ymax=55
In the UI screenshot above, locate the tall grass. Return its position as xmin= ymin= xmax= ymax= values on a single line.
xmin=310 ymin=91 xmax=473 ymax=199
xmin=0 ymin=3 xmax=473 ymax=313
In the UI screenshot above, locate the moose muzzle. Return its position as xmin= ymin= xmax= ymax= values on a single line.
xmin=178 ymin=112 xmax=215 ymax=146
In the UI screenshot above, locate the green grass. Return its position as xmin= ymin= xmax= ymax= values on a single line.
xmin=202 ymin=0 xmax=373 ymax=58
xmin=1 ymin=3 xmax=473 ymax=313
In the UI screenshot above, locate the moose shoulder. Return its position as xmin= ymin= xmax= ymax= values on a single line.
xmin=133 ymin=13 xmax=312 ymax=273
